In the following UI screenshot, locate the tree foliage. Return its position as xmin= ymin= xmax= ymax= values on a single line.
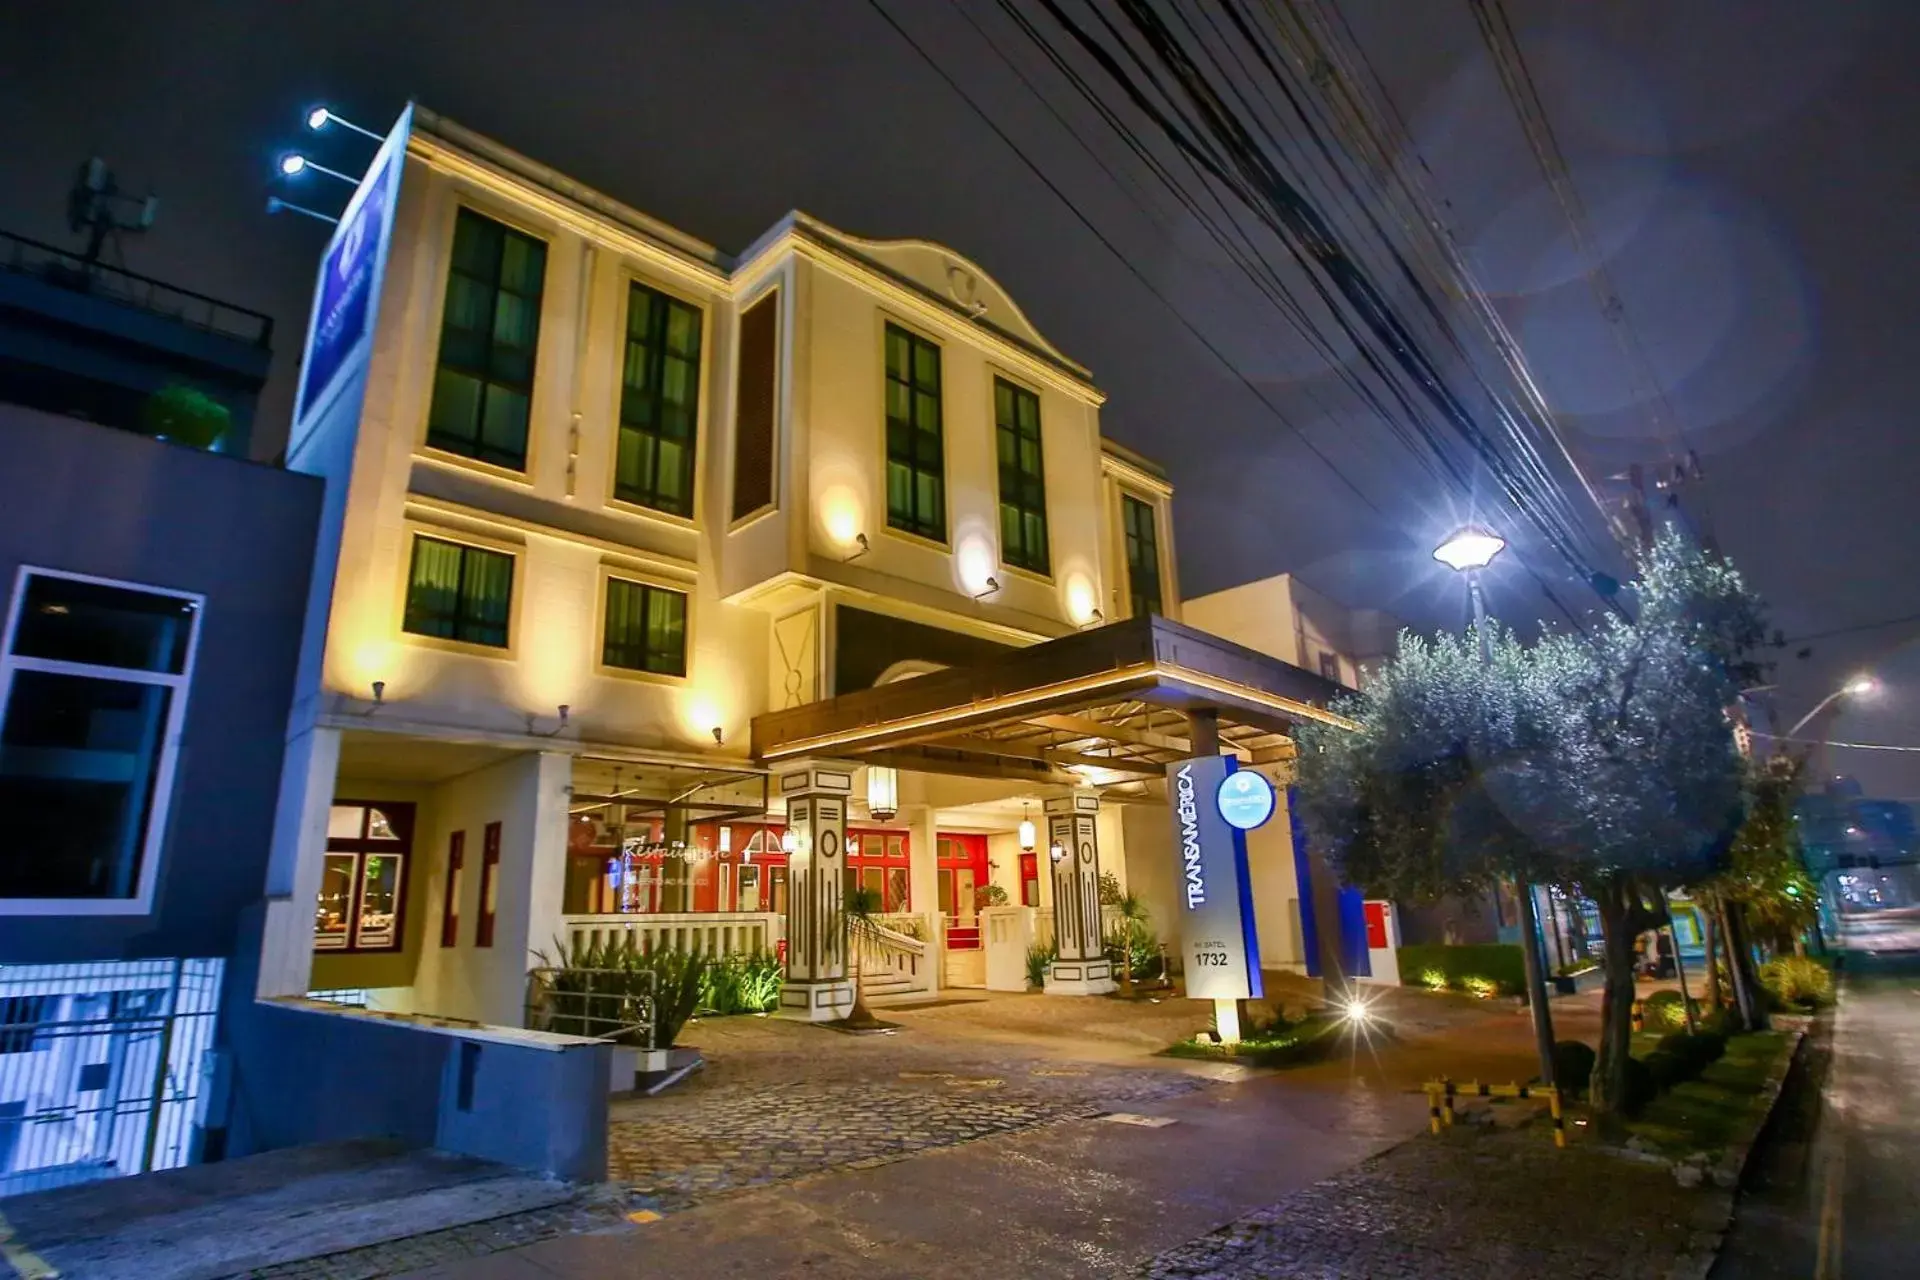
xmin=1705 ymin=757 xmax=1818 ymax=950
xmin=1294 ymin=528 xmax=1769 ymax=1118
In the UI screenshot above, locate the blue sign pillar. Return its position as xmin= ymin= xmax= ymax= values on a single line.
xmin=1167 ymin=755 xmax=1263 ymax=1001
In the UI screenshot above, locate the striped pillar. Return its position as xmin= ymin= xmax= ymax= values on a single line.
xmin=1044 ymin=790 xmax=1115 ymax=996
xmin=776 ymin=762 xmax=857 ymax=1022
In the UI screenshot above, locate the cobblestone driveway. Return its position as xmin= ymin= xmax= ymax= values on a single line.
xmin=610 ymin=1014 xmax=1205 ymax=1207
xmin=1136 ymin=1116 xmax=1725 ymax=1280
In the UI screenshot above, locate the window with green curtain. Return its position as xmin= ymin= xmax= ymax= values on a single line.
xmin=1121 ymin=494 xmax=1163 ymax=619
xmin=884 ymin=323 xmax=945 ymax=541
xmin=994 ymin=378 xmax=1049 ymax=574
xmin=402 ymin=536 xmax=514 ymax=648
xmin=602 ymin=578 xmax=687 ymax=676
xmin=426 ymin=209 xmax=547 ymax=471
xmin=615 ymin=282 xmax=703 ymax=516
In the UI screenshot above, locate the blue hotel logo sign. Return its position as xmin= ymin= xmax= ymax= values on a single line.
xmin=296 ymin=125 xmax=404 ymax=421
xmin=1169 ymin=755 xmax=1264 ymax=1001
xmin=1216 ymin=769 xmax=1276 ymax=831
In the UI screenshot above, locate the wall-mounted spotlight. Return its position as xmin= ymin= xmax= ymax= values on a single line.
xmin=278 ymin=153 xmax=361 ymax=186
xmin=971 ymin=576 xmax=1001 ymax=601
xmin=843 ymin=532 xmax=870 ymax=563
xmin=711 ymin=726 xmax=725 ymax=746
xmin=305 ymin=105 xmax=384 ymax=141
xmin=352 ymin=680 xmax=386 ymax=717
xmin=265 ymin=195 xmax=338 ymax=226
xmin=531 ymin=704 xmax=571 ymax=737
xmin=1078 ymin=608 xmax=1105 ymax=630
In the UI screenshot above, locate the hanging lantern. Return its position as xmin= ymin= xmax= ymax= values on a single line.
xmin=718 ymin=825 xmax=732 ymax=854
xmin=1018 ymin=806 xmax=1036 ymax=853
xmin=867 ymin=765 xmax=899 ymax=823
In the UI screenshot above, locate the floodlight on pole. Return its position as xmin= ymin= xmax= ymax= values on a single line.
xmin=277 ymin=154 xmax=360 ymax=186
xmin=1789 ymin=675 xmax=1880 ymax=737
xmin=305 ymin=105 xmax=384 ymax=141
xmin=1432 ymin=527 xmax=1507 ymax=572
xmin=265 ymin=195 xmax=338 ymax=226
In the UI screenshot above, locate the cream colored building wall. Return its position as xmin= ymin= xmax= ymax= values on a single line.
xmin=1179 ymin=574 xmax=1302 ymax=666
xmin=319 ymin=148 xmax=769 ymax=755
xmin=792 ymin=253 xmax=1109 ymax=638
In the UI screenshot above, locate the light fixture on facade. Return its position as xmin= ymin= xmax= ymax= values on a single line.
xmin=304 ymin=105 xmax=384 ymax=141
xmin=971 ymin=576 xmax=1001 ymax=601
xmin=1049 ymin=839 xmax=1067 ymax=864
xmin=844 ymin=532 xmax=870 ymax=563
xmin=1018 ymin=806 xmax=1036 ymax=853
xmin=780 ymin=828 xmax=799 ymax=855
xmin=354 ymin=680 xmax=387 ymax=717
xmin=277 ymin=153 xmax=360 ymax=186
xmin=718 ymin=826 xmax=732 ymax=854
xmin=867 ymin=765 xmax=898 ymax=823
xmin=712 ymin=725 xmax=725 ymax=746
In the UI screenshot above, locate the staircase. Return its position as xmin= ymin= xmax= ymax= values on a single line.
xmin=853 ymin=918 xmax=933 ymax=1006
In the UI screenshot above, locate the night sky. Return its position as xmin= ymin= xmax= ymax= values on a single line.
xmin=2 ymin=0 xmax=1914 ymax=793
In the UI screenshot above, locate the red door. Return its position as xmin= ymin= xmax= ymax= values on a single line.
xmin=937 ymin=833 xmax=989 ymax=949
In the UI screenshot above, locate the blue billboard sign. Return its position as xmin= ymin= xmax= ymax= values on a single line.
xmin=296 ymin=143 xmax=399 ymax=420
xmin=1216 ymin=768 xmax=1276 ymax=830
xmin=1168 ymin=754 xmax=1264 ymax=1000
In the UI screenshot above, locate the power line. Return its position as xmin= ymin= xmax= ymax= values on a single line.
xmin=860 ymin=0 xmax=1385 ymax=518
xmin=1753 ymin=732 xmax=1920 ymax=754
xmin=1779 ymin=611 xmax=1920 ymax=647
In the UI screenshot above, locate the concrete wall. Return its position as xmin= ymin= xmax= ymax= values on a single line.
xmin=0 ymin=406 xmax=319 ymax=963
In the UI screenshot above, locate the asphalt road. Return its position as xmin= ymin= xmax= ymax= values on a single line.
xmin=1714 ymin=911 xmax=1920 ymax=1279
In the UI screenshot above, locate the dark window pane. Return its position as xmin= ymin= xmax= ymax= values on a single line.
xmin=403 ymin=537 xmax=513 ymax=649
xmin=11 ymin=576 xmax=195 ymax=673
xmin=884 ymin=324 xmax=944 ymax=541
xmin=0 ymin=671 xmax=170 ymax=898
xmin=615 ymin=281 xmax=703 ymax=516
xmin=994 ymin=379 xmax=1048 ymax=575
xmin=603 ymin=579 xmax=687 ymax=676
xmin=1122 ymin=494 xmax=1162 ymax=617
xmin=426 ymin=209 xmax=547 ymax=471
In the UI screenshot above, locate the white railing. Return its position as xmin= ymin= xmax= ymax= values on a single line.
xmin=853 ymin=916 xmax=933 ymax=997
xmin=561 ymin=912 xmax=782 ymax=960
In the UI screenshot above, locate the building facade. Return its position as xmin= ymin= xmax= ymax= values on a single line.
xmin=0 ymin=219 xmax=319 ymax=1189
xmin=249 ymin=106 xmax=1356 ymax=1076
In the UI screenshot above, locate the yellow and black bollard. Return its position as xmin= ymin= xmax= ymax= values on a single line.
xmin=1631 ymin=1000 xmax=1644 ymax=1032
xmin=1421 ymin=1078 xmax=1566 ymax=1148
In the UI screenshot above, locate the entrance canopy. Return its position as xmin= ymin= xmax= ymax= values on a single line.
xmin=751 ymin=616 xmax=1357 ymax=798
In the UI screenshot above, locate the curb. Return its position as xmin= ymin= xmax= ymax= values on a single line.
xmin=1667 ymin=1020 xmax=1810 ymax=1280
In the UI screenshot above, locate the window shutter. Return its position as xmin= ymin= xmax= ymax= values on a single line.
xmin=731 ymin=289 xmax=779 ymax=521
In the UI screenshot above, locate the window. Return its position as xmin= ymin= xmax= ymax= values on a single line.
xmin=995 ymin=378 xmax=1049 ymax=575
xmin=884 ymin=323 xmax=945 ymax=541
xmin=732 ymin=289 xmax=779 ymax=520
xmin=602 ymin=578 xmax=687 ymax=677
xmin=403 ymin=536 xmax=514 ymax=649
xmin=0 ymin=995 xmax=49 ymax=1053
xmin=313 ymin=802 xmax=413 ymax=952
xmin=616 ymin=282 xmax=703 ymax=516
xmin=847 ymin=830 xmax=910 ymax=912
xmin=440 ymin=831 xmax=464 ymax=948
xmin=1121 ymin=494 xmax=1163 ymax=618
xmin=1319 ymin=651 xmax=1340 ymax=683
xmin=0 ymin=571 xmax=200 ymax=907
xmin=426 ymin=209 xmax=548 ymax=470
xmin=475 ymin=822 xmax=501 ymax=948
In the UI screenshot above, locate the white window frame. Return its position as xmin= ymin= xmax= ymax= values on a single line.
xmin=0 ymin=565 xmax=204 ymax=916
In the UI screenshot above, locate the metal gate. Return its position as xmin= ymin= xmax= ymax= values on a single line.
xmin=0 ymin=958 xmax=222 ymax=1198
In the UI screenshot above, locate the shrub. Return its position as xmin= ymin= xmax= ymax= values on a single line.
xmin=703 ymin=949 xmax=783 ymax=1016
xmin=141 ymin=384 xmax=232 ymax=449
xmin=1026 ymin=940 xmax=1058 ymax=990
xmin=1395 ymin=944 xmax=1526 ymax=997
xmin=1643 ymin=1048 xmax=1686 ymax=1091
xmin=1641 ymin=989 xmax=1699 ymax=1031
xmin=1656 ymin=1029 xmax=1726 ymax=1079
xmin=1552 ymin=1040 xmax=1597 ymax=1097
xmin=1104 ymin=917 xmax=1161 ymax=981
xmin=1622 ymin=1055 xmax=1658 ymax=1115
xmin=634 ymin=947 xmax=711 ymax=1049
xmin=975 ymin=883 xmax=1010 ymax=910
xmin=1759 ymin=955 xmax=1835 ymax=1010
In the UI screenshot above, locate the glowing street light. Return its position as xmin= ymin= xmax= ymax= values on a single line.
xmin=1431 ymin=527 xmax=1507 ymax=573
xmin=305 ymin=105 xmax=384 ymax=141
xmin=1790 ymin=675 xmax=1879 ymax=737
xmin=276 ymin=153 xmax=360 ymax=186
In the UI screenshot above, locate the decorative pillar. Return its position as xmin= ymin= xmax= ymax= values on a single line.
xmin=777 ymin=762 xmax=857 ymax=1021
xmin=1044 ymin=789 xmax=1115 ymax=995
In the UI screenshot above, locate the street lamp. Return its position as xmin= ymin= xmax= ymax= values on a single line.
xmin=305 ymin=105 xmax=385 ymax=141
xmin=277 ymin=153 xmax=361 ymax=186
xmin=1434 ymin=527 xmax=1505 ymax=664
xmin=1434 ymin=525 xmax=1554 ymax=1086
xmin=1789 ymin=675 xmax=1878 ymax=737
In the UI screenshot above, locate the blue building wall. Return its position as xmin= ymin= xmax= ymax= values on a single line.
xmin=0 ymin=404 xmax=320 ymax=962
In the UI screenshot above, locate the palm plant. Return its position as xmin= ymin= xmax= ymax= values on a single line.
xmin=843 ymin=882 xmax=884 ymax=1026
